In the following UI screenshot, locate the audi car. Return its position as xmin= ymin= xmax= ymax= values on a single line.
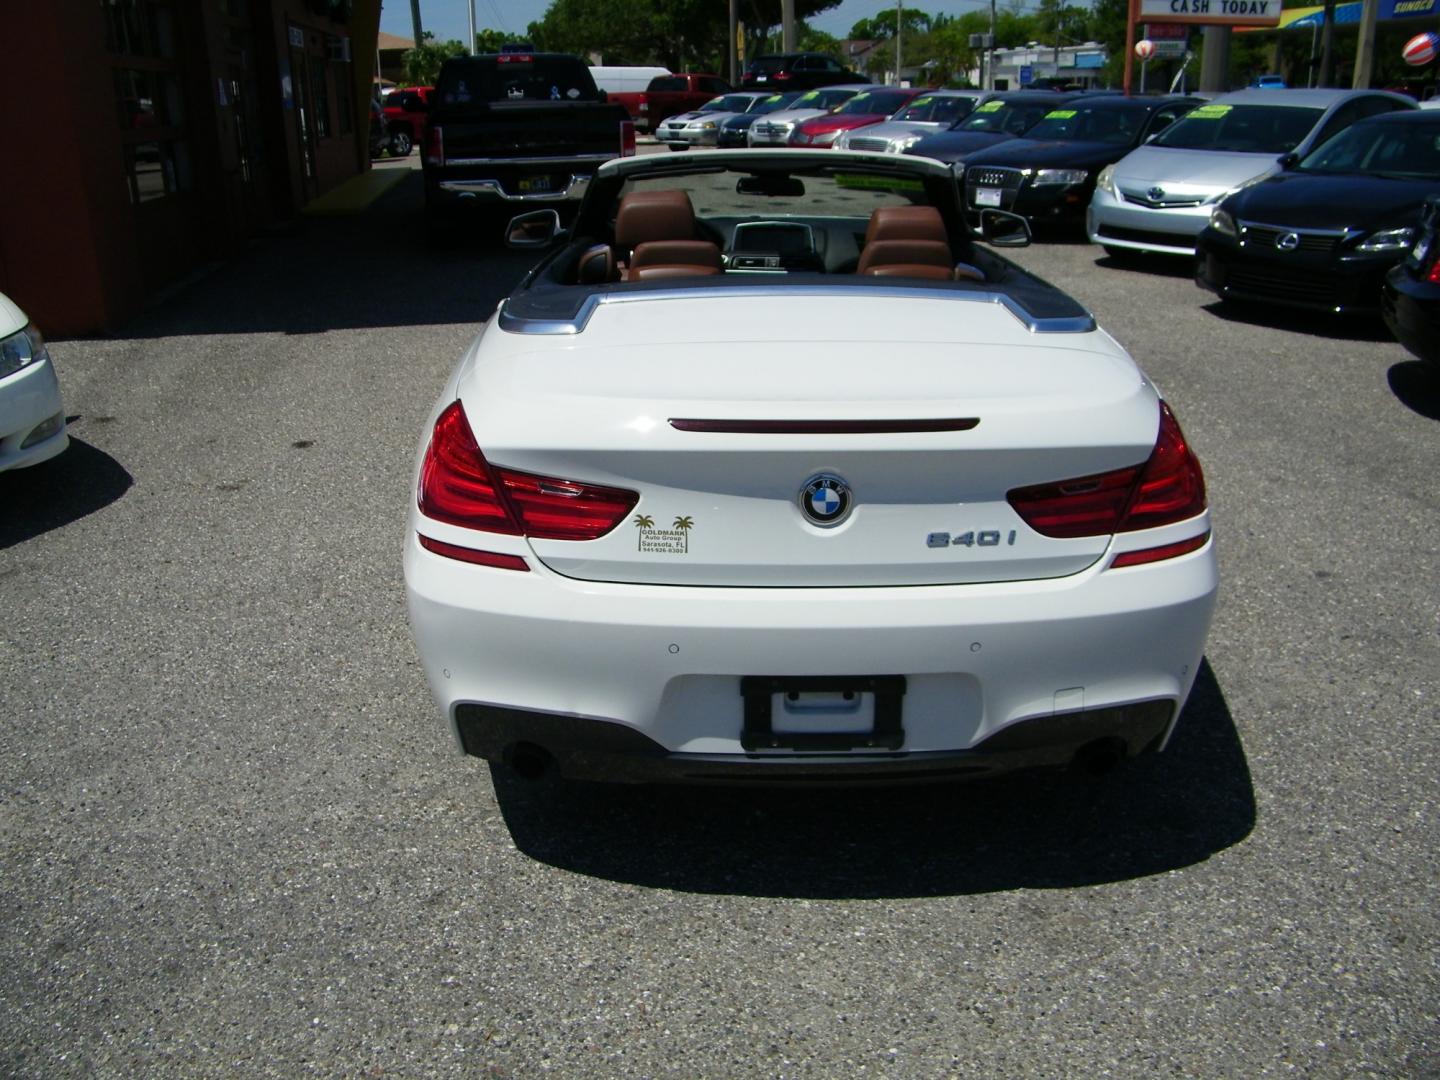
xmin=1196 ymin=109 xmax=1440 ymax=312
xmin=960 ymin=95 xmax=1202 ymax=231
xmin=1088 ymin=88 xmax=1415 ymax=258
xmin=403 ymin=150 xmax=1218 ymax=787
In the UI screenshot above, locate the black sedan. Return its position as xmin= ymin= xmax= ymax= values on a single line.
xmin=960 ymin=95 xmax=1203 ymax=231
xmin=906 ymin=91 xmax=1080 ymax=166
xmin=1196 ymin=109 xmax=1440 ymax=313
xmin=1382 ymin=193 xmax=1440 ymax=365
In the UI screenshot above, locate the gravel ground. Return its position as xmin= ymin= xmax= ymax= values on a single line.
xmin=1 ymin=164 xmax=1436 ymax=1078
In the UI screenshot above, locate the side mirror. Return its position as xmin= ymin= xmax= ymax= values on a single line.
xmin=505 ymin=209 xmax=564 ymax=249
xmin=1277 ymin=151 xmax=1299 ymax=169
xmin=977 ymin=209 xmax=1031 ymax=248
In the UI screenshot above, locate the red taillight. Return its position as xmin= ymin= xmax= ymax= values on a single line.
xmin=418 ymin=535 xmax=530 ymax=571
xmin=774 ymin=70 xmax=791 ymax=81
xmin=620 ymin=120 xmax=636 ymax=157
xmin=1426 ymin=254 xmax=1440 ymax=284
xmin=1007 ymin=402 xmax=1206 ymax=539
xmin=418 ymin=402 xmax=639 ymax=541
xmin=419 ymin=402 xmax=521 ymax=534
xmin=496 ymin=54 xmax=533 ymax=64
xmin=1110 ymin=531 xmax=1210 ymax=569
xmin=425 ymin=125 xmax=444 ymax=167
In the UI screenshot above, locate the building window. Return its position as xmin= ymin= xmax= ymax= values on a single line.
xmin=310 ymin=60 xmax=331 ymax=138
xmin=101 ymin=0 xmax=191 ymax=205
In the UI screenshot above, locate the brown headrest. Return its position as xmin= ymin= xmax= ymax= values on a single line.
xmin=864 ymin=205 xmax=948 ymax=245
xmin=629 ymin=240 xmax=723 ymax=271
xmin=856 ymin=239 xmax=953 ymax=276
xmin=862 ymin=264 xmax=955 ymax=280
xmin=615 ymin=190 xmax=697 ymax=251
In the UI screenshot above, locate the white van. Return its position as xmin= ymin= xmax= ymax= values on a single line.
xmin=589 ymin=66 xmax=670 ymax=96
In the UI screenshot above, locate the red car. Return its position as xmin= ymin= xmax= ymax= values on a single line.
xmin=788 ymin=86 xmax=921 ymax=147
xmin=382 ymin=86 xmax=434 ymax=156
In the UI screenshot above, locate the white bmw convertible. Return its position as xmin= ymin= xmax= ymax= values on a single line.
xmin=403 ymin=149 xmax=1218 ymax=786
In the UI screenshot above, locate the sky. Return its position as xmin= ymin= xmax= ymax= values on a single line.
xmin=379 ymin=0 xmax=1020 ymax=48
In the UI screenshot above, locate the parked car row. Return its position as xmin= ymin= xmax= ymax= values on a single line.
xmin=619 ymin=73 xmax=1439 ymax=360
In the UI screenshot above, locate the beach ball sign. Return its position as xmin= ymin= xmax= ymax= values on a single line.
xmin=1402 ymin=31 xmax=1439 ymax=66
xmin=1135 ymin=39 xmax=1156 ymax=60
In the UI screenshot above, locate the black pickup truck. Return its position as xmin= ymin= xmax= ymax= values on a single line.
xmin=422 ymin=52 xmax=636 ymax=240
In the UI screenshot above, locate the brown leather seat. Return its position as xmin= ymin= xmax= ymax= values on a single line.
xmin=613 ymin=190 xmax=723 ymax=280
xmin=857 ymin=205 xmax=985 ymax=281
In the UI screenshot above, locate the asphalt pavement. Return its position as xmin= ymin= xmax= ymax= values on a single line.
xmin=1 ymin=158 xmax=1437 ymax=1077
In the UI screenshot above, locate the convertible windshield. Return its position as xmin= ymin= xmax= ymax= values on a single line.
xmin=708 ymin=94 xmax=767 ymax=112
xmin=1298 ymin=118 xmax=1440 ymax=179
xmin=752 ymin=93 xmax=801 ymax=115
xmin=792 ymin=88 xmax=860 ymax=110
xmin=956 ymin=100 xmax=1056 ymax=136
xmin=833 ymin=90 xmax=915 ymax=117
xmin=1152 ymin=103 xmax=1322 ymax=153
xmin=1021 ymin=105 xmax=1146 ymax=145
xmin=618 ymin=167 xmax=925 ymax=220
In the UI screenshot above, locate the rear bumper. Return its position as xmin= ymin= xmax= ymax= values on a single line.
xmin=405 ymin=523 xmax=1218 ymax=784
xmin=457 ymin=699 xmax=1175 ymax=785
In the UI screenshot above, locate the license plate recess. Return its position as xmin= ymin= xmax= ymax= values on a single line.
xmin=740 ymin=675 xmax=906 ymax=751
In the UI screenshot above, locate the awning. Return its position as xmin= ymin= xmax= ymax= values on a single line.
xmin=1239 ymin=0 xmax=1437 ymax=29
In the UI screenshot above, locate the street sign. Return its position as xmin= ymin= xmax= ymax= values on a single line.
xmin=1019 ymin=64 xmax=1034 ymax=85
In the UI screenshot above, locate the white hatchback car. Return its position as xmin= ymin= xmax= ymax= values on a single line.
xmin=404 ymin=150 xmax=1218 ymax=786
xmin=0 ymin=291 xmax=67 ymax=472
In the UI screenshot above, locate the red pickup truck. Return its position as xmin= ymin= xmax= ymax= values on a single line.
xmin=382 ymin=85 xmax=434 ymax=156
xmin=637 ymin=73 xmax=731 ymax=131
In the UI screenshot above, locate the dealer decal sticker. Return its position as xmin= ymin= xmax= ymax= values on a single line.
xmin=634 ymin=514 xmax=695 ymax=554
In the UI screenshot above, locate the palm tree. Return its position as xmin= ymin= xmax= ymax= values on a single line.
xmin=633 ymin=514 xmax=654 ymax=529
xmin=672 ymin=516 xmax=694 ymax=531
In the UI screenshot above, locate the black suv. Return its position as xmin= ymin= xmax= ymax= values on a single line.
xmin=741 ymin=53 xmax=868 ymax=91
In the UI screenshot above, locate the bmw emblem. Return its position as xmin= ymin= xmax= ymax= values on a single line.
xmin=1147 ymin=186 xmax=1166 ymax=202
xmin=799 ymin=474 xmax=853 ymax=527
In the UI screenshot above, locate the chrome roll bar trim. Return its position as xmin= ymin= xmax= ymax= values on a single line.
xmin=496 ymin=285 xmax=1096 ymax=336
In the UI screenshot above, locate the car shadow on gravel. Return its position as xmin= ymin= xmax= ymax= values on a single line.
xmin=0 ymin=435 xmax=133 ymax=549
xmin=1199 ymin=299 xmax=1395 ymax=342
xmin=1094 ymin=252 xmax=1196 ymax=278
xmin=493 ymin=659 xmax=1255 ymax=898
xmin=1387 ymin=360 xmax=1440 ymax=420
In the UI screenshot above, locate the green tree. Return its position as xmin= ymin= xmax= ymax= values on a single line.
xmin=474 ymin=28 xmax=528 ymax=53
xmin=528 ymin=0 xmax=841 ymax=71
xmin=403 ymin=32 xmax=467 ymax=85
xmin=849 ymin=7 xmax=934 ymax=41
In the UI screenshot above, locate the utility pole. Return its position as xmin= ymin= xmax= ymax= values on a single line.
xmin=782 ymin=0 xmax=795 ymax=52
xmin=1199 ymin=25 xmax=1230 ymax=92
xmin=409 ymin=0 xmax=423 ymax=48
xmin=467 ymin=0 xmax=476 ymax=55
xmin=729 ymin=0 xmax=738 ymax=84
xmin=989 ymin=0 xmax=997 ymax=89
xmin=1319 ymin=0 xmax=1337 ymax=84
xmin=1352 ymin=0 xmax=1379 ymax=86
xmin=897 ymin=0 xmax=903 ymax=84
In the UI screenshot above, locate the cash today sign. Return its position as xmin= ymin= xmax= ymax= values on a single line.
xmin=1139 ymin=0 xmax=1282 ymax=25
